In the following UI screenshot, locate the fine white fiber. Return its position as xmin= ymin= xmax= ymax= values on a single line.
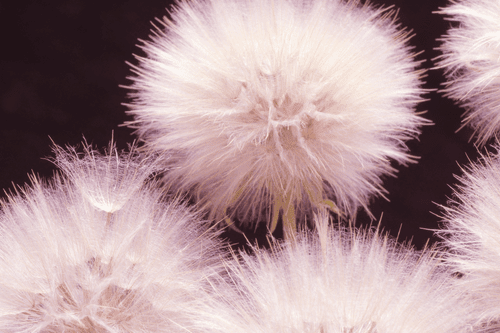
xmin=205 ymin=217 xmax=471 ymax=333
xmin=437 ymin=147 xmax=500 ymax=331
xmin=436 ymin=0 xmax=500 ymax=145
xmin=0 ymin=141 xmax=225 ymax=332
xmin=49 ymin=139 xmax=160 ymax=213
xmin=125 ymin=0 xmax=428 ymax=236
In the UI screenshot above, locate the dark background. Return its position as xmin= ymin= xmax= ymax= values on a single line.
xmin=0 ymin=0 xmax=483 ymax=250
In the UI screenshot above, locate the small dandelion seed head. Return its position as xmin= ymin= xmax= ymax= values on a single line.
xmin=125 ymin=0 xmax=428 ymax=231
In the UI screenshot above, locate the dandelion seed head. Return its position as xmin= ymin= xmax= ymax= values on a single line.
xmin=436 ymin=0 xmax=500 ymax=145
xmin=126 ymin=0 xmax=427 ymax=230
xmin=208 ymin=218 xmax=469 ymax=333
xmin=0 ymin=143 xmax=224 ymax=332
xmin=438 ymin=148 xmax=500 ymax=328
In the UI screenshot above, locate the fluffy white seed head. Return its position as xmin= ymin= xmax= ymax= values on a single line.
xmin=436 ymin=0 xmax=500 ymax=145
xmin=438 ymin=148 xmax=500 ymax=330
xmin=126 ymin=0 xmax=428 ymax=230
xmin=0 ymin=144 xmax=224 ymax=332
xmin=207 ymin=219 xmax=470 ymax=333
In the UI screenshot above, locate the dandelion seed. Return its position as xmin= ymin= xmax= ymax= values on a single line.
xmin=0 ymin=142 xmax=224 ymax=332
xmin=436 ymin=0 xmax=500 ymax=145
xmin=125 ymin=0 xmax=427 ymax=238
xmin=50 ymin=138 xmax=159 ymax=213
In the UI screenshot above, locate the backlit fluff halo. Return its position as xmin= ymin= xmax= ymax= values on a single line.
xmin=437 ymin=147 xmax=500 ymax=330
xmin=126 ymin=0 xmax=427 ymax=238
xmin=436 ymin=0 xmax=500 ymax=145
xmin=0 ymin=141 xmax=225 ymax=332
xmin=207 ymin=218 xmax=469 ymax=333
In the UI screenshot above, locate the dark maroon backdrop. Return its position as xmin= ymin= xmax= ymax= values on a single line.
xmin=0 ymin=0 xmax=482 ymax=250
